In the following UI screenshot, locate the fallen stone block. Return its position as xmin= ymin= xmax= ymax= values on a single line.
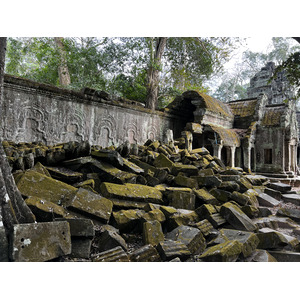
xmin=268 ymin=250 xmax=300 ymax=262
xmin=257 ymin=193 xmax=281 ymax=207
xmin=70 ymin=239 xmax=93 ymax=259
xmin=241 ymin=205 xmax=260 ymax=219
xmin=25 ymin=196 xmax=68 ymax=221
xmin=193 ymin=188 xmax=219 ymax=205
xmin=281 ymin=194 xmax=300 ymax=206
xmin=0 ymin=228 xmax=9 ymax=262
xmin=200 ymin=240 xmax=243 ymax=262
xmin=237 ymin=177 xmax=253 ymax=193
xmin=122 ymin=158 xmax=144 ymax=174
xmin=165 ymin=225 xmax=206 ymax=254
xmin=257 ymin=228 xmax=299 ymax=250
xmin=220 ymin=202 xmax=258 ymax=232
xmin=130 ymin=244 xmax=161 ymax=262
xmin=91 ymin=149 xmax=124 ymax=167
xmin=168 ymin=188 xmax=196 ymax=210
xmin=268 ymin=182 xmax=292 ymax=193
xmin=171 ymin=163 xmax=199 ymax=176
xmin=143 ymin=221 xmax=164 ymax=246
xmin=92 ymin=246 xmax=129 ymax=262
xmin=110 ymin=199 xmax=147 ymax=210
xmin=194 ymin=219 xmax=216 ymax=238
xmin=264 ymin=187 xmax=281 ymax=201
xmin=219 ymin=175 xmax=241 ymax=182
xmin=207 ymin=213 xmax=227 ymax=228
xmin=160 ymin=205 xmax=178 ymax=218
xmin=276 ymin=207 xmax=300 ymax=222
xmin=67 ymin=188 xmax=113 ymax=223
xmin=219 ymin=181 xmax=240 ymax=192
xmin=17 ymin=170 xmax=77 ymax=206
xmin=32 ymin=162 xmax=51 ymax=177
xmin=258 ymin=207 xmax=273 ymax=217
xmin=10 ymin=221 xmax=71 ymax=262
xmin=220 ymin=229 xmax=259 ymax=258
xmin=195 ymin=204 xmax=218 ymax=220
xmin=192 ymin=175 xmax=222 ymax=188
xmin=153 ymin=153 xmax=174 ymax=169
xmin=45 ymin=166 xmax=83 ymax=184
xmin=141 ymin=209 xmax=166 ymax=223
xmin=100 ymin=182 xmax=163 ymax=205
xmin=209 ymin=188 xmax=232 ymax=203
xmin=231 ymin=191 xmax=250 ymax=206
xmin=174 ymin=174 xmax=198 ymax=189
xmin=97 ymin=227 xmax=128 ymax=252
xmin=245 ymin=249 xmax=277 ymax=262
xmin=112 ymin=209 xmax=145 ymax=232
xmin=156 ymin=240 xmax=191 ymax=261
xmin=243 ymin=189 xmax=259 ymax=207
xmin=128 ymin=157 xmax=157 ymax=174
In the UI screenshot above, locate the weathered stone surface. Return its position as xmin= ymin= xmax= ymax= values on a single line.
xmin=70 ymin=238 xmax=93 ymax=259
xmin=195 ymin=204 xmax=218 ymax=220
xmin=67 ymin=188 xmax=113 ymax=223
xmin=171 ymin=163 xmax=199 ymax=176
xmin=165 ymin=225 xmax=206 ymax=254
xmin=60 ymin=218 xmax=95 ymax=237
xmin=100 ymin=182 xmax=163 ymax=204
xmin=200 ymin=240 xmax=243 ymax=262
xmin=130 ymin=244 xmax=161 ymax=262
xmin=241 ymin=205 xmax=260 ymax=219
xmin=168 ymin=189 xmax=195 ymax=210
xmin=0 ymin=228 xmax=9 ymax=261
xmin=276 ymin=207 xmax=300 ymax=222
xmin=193 ymin=188 xmax=219 ymax=205
xmin=192 ymin=175 xmax=222 ymax=188
xmin=220 ymin=229 xmax=259 ymax=258
xmin=268 ymin=250 xmax=300 ymax=262
xmin=231 ymin=191 xmax=250 ymax=206
xmin=92 ymin=246 xmax=129 ymax=262
xmin=25 ymin=196 xmax=68 ymax=221
xmin=153 ymin=153 xmax=174 ymax=169
xmin=91 ymin=149 xmax=124 ymax=167
xmin=143 ymin=220 xmax=164 ymax=246
xmin=10 ymin=221 xmax=71 ymax=262
xmin=97 ymin=227 xmax=127 ymax=252
xmin=112 ymin=209 xmax=144 ymax=232
xmin=207 ymin=213 xmax=227 ymax=228
xmin=281 ymin=194 xmax=300 ymax=206
xmin=257 ymin=228 xmax=299 ymax=250
xmin=268 ymin=182 xmax=292 ymax=193
xmin=122 ymin=158 xmax=144 ymax=174
xmin=220 ymin=202 xmax=258 ymax=232
xmin=32 ymin=162 xmax=51 ymax=177
xmin=110 ymin=199 xmax=147 ymax=210
xmin=141 ymin=209 xmax=166 ymax=223
xmin=174 ymin=174 xmax=198 ymax=189
xmin=237 ymin=177 xmax=253 ymax=193
xmin=17 ymin=170 xmax=77 ymax=206
xmin=264 ymin=187 xmax=281 ymax=201
xmin=243 ymin=189 xmax=259 ymax=207
xmin=194 ymin=219 xmax=216 ymax=237
xmin=160 ymin=205 xmax=178 ymax=218
xmin=156 ymin=240 xmax=191 ymax=261
xmin=219 ymin=181 xmax=240 ymax=192
xmin=257 ymin=193 xmax=280 ymax=207
xmin=245 ymin=249 xmax=277 ymax=262
xmin=209 ymin=188 xmax=232 ymax=203
xmin=45 ymin=166 xmax=83 ymax=184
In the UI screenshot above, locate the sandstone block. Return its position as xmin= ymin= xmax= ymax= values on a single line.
xmin=168 ymin=189 xmax=195 ymax=210
xmin=130 ymin=244 xmax=161 ymax=262
xmin=281 ymin=194 xmax=300 ymax=206
xmin=268 ymin=250 xmax=300 ymax=262
xmin=209 ymin=188 xmax=232 ymax=203
xmin=245 ymin=249 xmax=277 ymax=262
xmin=193 ymin=188 xmax=219 ymax=205
xmin=97 ymin=228 xmax=128 ymax=252
xmin=92 ymin=246 xmax=129 ymax=262
xmin=143 ymin=220 xmax=164 ymax=246
xmin=268 ymin=182 xmax=292 ymax=193
xmin=156 ymin=240 xmax=191 ymax=261
xmin=112 ymin=209 xmax=145 ymax=232
xmin=10 ymin=221 xmax=71 ymax=262
xmin=0 ymin=228 xmax=8 ymax=262
xmin=174 ymin=174 xmax=198 ymax=189
xmin=192 ymin=175 xmax=222 ymax=188
xmin=257 ymin=193 xmax=281 ymax=207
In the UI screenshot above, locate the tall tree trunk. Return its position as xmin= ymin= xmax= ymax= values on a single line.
xmin=0 ymin=38 xmax=35 ymax=235
xmin=54 ymin=37 xmax=71 ymax=87
xmin=145 ymin=37 xmax=167 ymax=111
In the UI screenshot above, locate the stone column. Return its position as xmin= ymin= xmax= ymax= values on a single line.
xmin=230 ymin=146 xmax=236 ymax=168
xmin=181 ymin=131 xmax=193 ymax=152
xmin=212 ymin=143 xmax=223 ymax=159
xmin=243 ymin=147 xmax=251 ymax=173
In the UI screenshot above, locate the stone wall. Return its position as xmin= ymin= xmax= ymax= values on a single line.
xmin=1 ymin=75 xmax=186 ymax=146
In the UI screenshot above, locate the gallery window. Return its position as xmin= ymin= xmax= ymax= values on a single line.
xmin=264 ymin=149 xmax=272 ymax=164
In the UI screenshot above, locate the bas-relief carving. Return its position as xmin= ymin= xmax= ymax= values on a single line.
xmin=94 ymin=112 xmax=116 ymax=147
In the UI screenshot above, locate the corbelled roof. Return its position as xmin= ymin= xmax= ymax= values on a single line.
xmin=228 ymin=99 xmax=258 ymax=118
xmin=261 ymin=106 xmax=284 ymax=126
xmin=208 ymin=124 xmax=240 ymax=147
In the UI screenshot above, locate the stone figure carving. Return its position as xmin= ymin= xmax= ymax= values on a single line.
xmin=94 ymin=113 xmax=116 ymax=147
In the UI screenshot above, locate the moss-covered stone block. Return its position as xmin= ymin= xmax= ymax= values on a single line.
xmin=193 ymin=188 xmax=219 ymax=205
xmin=165 ymin=225 xmax=206 ymax=254
xmin=67 ymin=188 xmax=113 ymax=223
xmin=130 ymin=244 xmax=161 ymax=262
xmin=171 ymin=163 xmax=199 ymax=176
xmin=10 ymin=221 xmax=71 ymax=262
xmin=174 ymin=174 xmax=198 ymax=189
xmin=112 ymin=209 xmax=145 ymax=232
xmin=92 ymin=246 xmax=129 ymax=262
xmin=25 ymin=196 xmax=68 ymax=221
xmin=192 ymin=175 xmax=222 ymax=188
xmin=200 ymin=240 xmax=243 ymax=262
xmin=153 ymin=153 xmax=174 ymax=169
xmin=17 ymin=170 xmax=78 ymax=206
xmin=141 ymin=209 xmax=166 ymax=223
xmin=195 ymin=204 xmax=218 ymax=220
xmin=220 ymin=202 xmax=258 ymax=232
xmin=143 ymin=220 xmax=164 ymax=246
xmin=32 ymin=162 xmax=51 ymax=177
xmin=209 ymin=188 xmax=232 ymax=203
xmin=238 ymin=177 xmax=254 ymax=193
xmin=100 ymin=182 xmax=163 ymax=205
xmin=45 ymin=166 xmax=83 ymax=184
xmin=168 ymin=189 xmax=195 ymax=210
xmin=156 ymin=240 xmax=191 ymax=261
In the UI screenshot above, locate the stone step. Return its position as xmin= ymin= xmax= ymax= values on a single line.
xmin=257 ymin=193 xmax=281 ymax=207
xmin=281 ymin=194 xmax=300 ymax=206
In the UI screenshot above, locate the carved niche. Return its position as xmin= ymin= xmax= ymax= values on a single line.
xmin=94 ymin=113 xmax=116 ymax=147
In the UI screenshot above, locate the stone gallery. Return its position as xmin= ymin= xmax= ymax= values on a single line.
xmin=1 ymin=61 xmax=300 ymax=262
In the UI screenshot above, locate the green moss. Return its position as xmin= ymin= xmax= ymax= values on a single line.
xmin=229 ymin=99 xmax=258 ymax=117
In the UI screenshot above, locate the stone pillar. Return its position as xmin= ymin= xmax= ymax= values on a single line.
xmin=243 ymin=147 xmax=251 ymax=173
xmin=230 ymin=146 xmax=236 ymax=168
xmin=212 ymin=143 xmax=223 ymax=159
xmin=181 ymin=131 xmax=193 ymax=152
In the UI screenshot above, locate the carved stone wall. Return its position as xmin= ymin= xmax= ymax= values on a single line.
xmin=1 ymin=75 xmax=179 ymax=147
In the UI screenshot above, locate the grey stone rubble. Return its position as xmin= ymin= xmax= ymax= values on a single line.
xmin=2 ymin=137 xmax=300 ymax=262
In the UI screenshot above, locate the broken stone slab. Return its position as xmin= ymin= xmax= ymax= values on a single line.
xmin=219 ymin=229 xmax=259 ymax=258
xmin=267 ymin=250 xmax=300 ymax=262
xmin=256 ymin=228 xmax=299 ymax=250
xmin=243 ymin=189 xmax=260 ymax=207
xmin=58 ymin=218 xmax=95 ymax=237
xmin=193 ymin=188 xmax=219 ymax=205
xmin=268 ymin=182 xmax=292 ymax=193
xmin=25 ymin=196 xmax=68 ymax=221
xmin=264 ymin=187 xmax=281 ymax=201
xmin=129 ymin=244 xmax=161 ymax=262
xmin=96 ymin=227 xmax=128 ymax=252
xmin=128 ymin=157 xmax=157 ymax=174
xmin=245 ymin=249 xmax=277 ymax=262
xmin=199 ymin=240 xmax=243 ymax=262
xmin=70 ymin=238 xmax=93 ymax=259
xmin=237 ymin=177 xmax=253 ymax=193
xmin=257 ymin=193 xmax=281 ymax=207
xmin=207 ymin=213 xmax=227 ymax=228
xmin=190 ymin=147 xmax=209 ymax=155
xmin=141 ymin=209 xmax=166 ymax=223
xmin=110 ymin=199 xmax=147 ymax=210
xmin=165 ymin=225 xmax=206 ymax=254
xmin=193 ymin=219 xmax=217 ymax=239
xmin=156 ymin=240 xmax=191 ymax=261
xmin=143 ymin=220 xmax=164 ymax=246
xmin=281 ymin=194 xmax=300 ymax=206
xmin=241 ymin=205 xmax=260 ymax=219
xmin=230 ymin=191 xmax=250 ymax=206
xmin=276 ymin=207 xmax=300 ymax=222
xmin=167 ymin=188 xmax=196 ymax=210
xmin=92 ymin=246 xmax=129 ymax=262
xmin=171 ymin=163 xmax=199 ymax=176
xmin=17 ymin=170 xmax=77 ymax=206
xmin=209 ymin=188 xmax=232 ymax=203
xmin=10 ymin=221 xmax=71 ymax=262
xmin=195 ymin=204 xmax=218 ymax=220
xmin=245 ymin=174 xmax=269 ymax=186
xmin=258 ymin=207 xmax=273 ymax=217
xmin=112 ymin=209 xmax=145 ymax=233
xmin=218 ymin=181 xmax=240 ymax=192
xmin=91 ymin=149 xmax=124 ymax=167
xmin=122 ymin=158 xmax=144 ymax=174
xmin=0 ymin=228 xmax=9 ymax=261
xmin=45 ymin=166 xmax=83 ymax=184
xmin=32 ymin=162 xmax=51 ymax=177
xmin=192 ymin=175 xmax=222 ymax=188
xmin=67 ymin=188 xmax=113 ymax=223
xmin=174 ymin=174 xmax=198 ymax=189
xmin=220 ymin=202 xmax=258 ymax=232
xmin=252 ymin=217 xmax=279 ymax=230
xmin=153 ymin=153 xmax=174 ymax=169
xmin=100 ymin=182 xmax=163 ymax=205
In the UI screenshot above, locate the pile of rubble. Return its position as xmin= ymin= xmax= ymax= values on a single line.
xmin=2 ymin=136 xmax=300 ymax=262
